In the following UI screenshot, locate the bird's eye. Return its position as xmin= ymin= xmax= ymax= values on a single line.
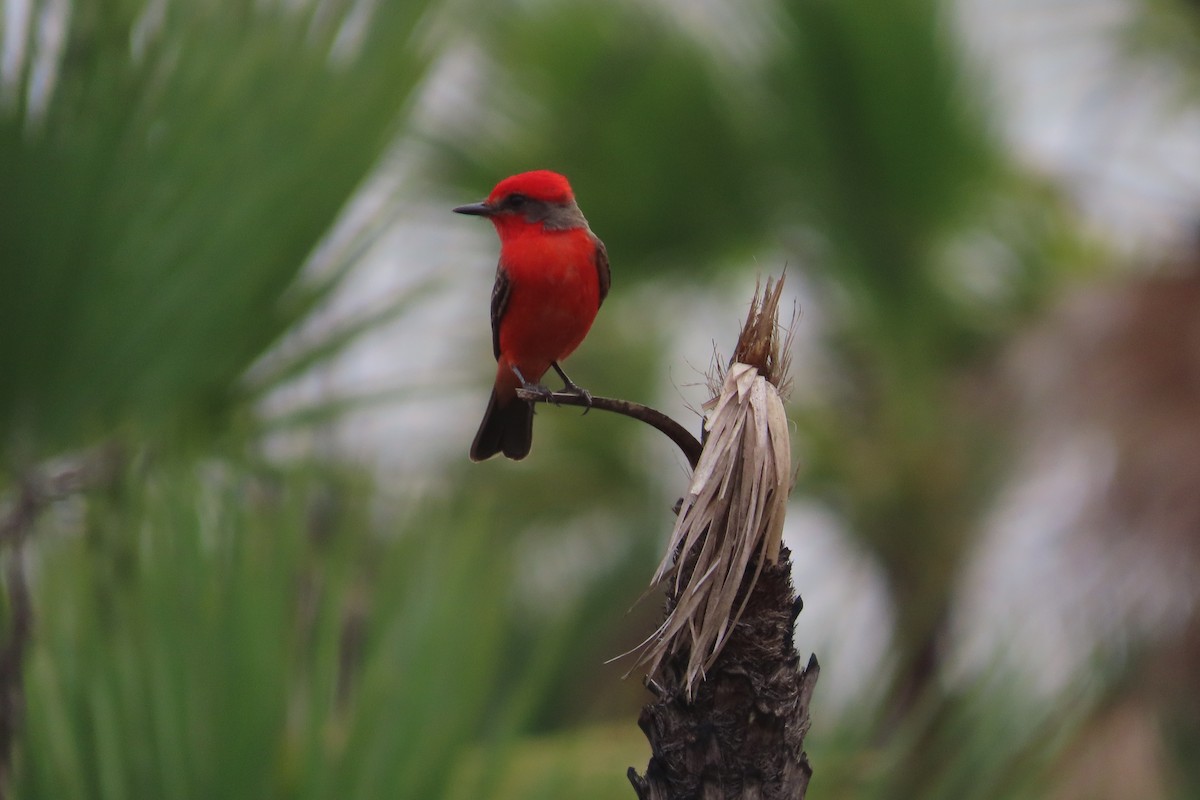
xmin=506 ymin=193 xmax=528 ymax=207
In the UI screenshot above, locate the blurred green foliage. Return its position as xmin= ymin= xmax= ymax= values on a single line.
xmin=0 ymin=0 xmax=429 ymax=456
xmin=14 ymin=456 xmax=602 ymax=799
xmin=1125 ymin=0 xmax=1200 ymax=97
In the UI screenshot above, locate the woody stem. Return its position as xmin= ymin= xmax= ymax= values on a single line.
xmin=514 ymin=388 xmax=702 ymax=469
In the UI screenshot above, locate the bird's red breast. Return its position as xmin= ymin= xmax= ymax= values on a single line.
xmin=493 ymin=225 xmax=604 ymax=398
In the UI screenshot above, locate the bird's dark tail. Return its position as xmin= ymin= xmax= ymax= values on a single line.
xmin=470 ymin=389 xmax=533 ymax=461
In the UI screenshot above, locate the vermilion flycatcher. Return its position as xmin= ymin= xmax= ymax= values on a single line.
xmin=455 ymin=170 xmax=610 ymax=461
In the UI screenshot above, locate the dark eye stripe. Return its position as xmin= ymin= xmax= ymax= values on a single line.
xmin=506 ymin=193 xmax=528 ymax=206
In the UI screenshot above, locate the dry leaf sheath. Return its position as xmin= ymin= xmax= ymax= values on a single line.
xmin=636 ymin=276 xmax=795 ymax=697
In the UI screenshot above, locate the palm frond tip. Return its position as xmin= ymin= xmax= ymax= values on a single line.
xmin=639 ymin=276 xmax=794 ymax=697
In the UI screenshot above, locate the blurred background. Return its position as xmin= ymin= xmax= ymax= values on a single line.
xmin=1 ymin=0 xmax=1199 ymax=797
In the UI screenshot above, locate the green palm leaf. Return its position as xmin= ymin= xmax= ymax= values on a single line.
xmin=0 ymin=0 xmax=434 ymax=455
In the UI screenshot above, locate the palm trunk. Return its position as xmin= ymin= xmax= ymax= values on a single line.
xmin=629 ymin=547 xmax=819 ymax=799
xmin=628 ymin=276 xmax=819 ymax=799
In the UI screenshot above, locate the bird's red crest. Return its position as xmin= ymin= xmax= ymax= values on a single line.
xmin=488 ymin=170 xmax=574 ymax=205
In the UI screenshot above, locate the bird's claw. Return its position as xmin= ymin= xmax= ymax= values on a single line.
xmin=562 ymin=382 xmax=593 ymax=415
xmin=513 ymin=363 xmax=591 ymax=412
xmin=521 ymin=382 xmax=554 ymax=403
xmin=549 ymin=361 xmax=592 ymax=414
xmin=511 ymin=365 xmax=553 ymax=403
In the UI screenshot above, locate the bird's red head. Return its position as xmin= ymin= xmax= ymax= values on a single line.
xmin=453 ymin=170 xmax=588 ymax=237
xmin=486 ymin=170 xmax=574 ymax=206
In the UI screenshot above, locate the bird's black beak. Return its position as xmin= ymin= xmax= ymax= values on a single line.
xmin=453 ymin=201 xmax=494 ymax=217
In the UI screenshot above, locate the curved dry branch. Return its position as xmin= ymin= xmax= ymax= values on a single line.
xmin=514 ymin=388 xmax=703 ymax=469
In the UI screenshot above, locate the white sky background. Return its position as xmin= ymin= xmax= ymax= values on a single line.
xmin=956 ymin=0 xmax=1200 ymax=257
xmin=951 ymin=0 xmax=1200 ymax=696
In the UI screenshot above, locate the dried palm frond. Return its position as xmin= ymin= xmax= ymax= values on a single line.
xmin=636 ymin=275 xmax=795 ymax=697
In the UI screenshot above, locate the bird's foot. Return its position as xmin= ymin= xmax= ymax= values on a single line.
xmin=510 ymin=365 xmax=554 ymax=404
xmin=559 ymin=380 xmax=592 ymax=414
xmin=523 ymin=382 xmax=555 ymax=403
xmin=550 ymin=361 xmax=593 ymax=415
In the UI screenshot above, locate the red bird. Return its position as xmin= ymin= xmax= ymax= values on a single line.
xmin=455 ymin=170 xmax=610 ymax=461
